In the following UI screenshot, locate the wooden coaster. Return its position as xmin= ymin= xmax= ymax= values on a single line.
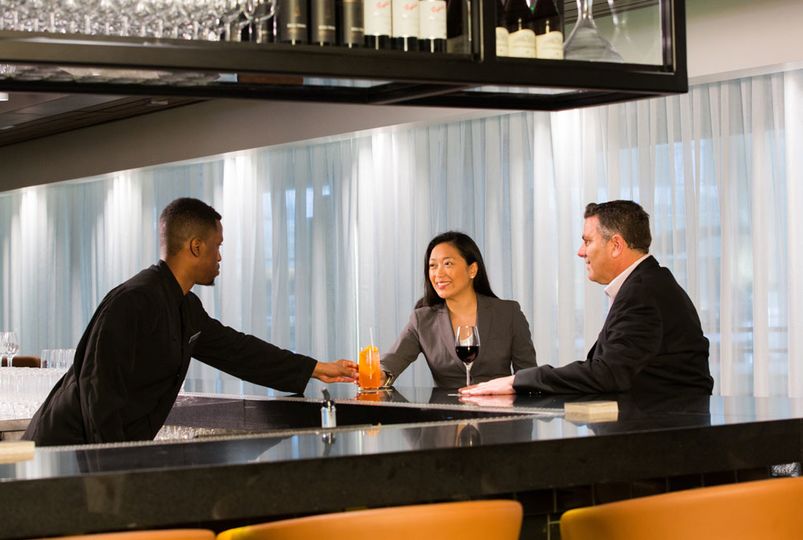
xmin=564 ymin=400 xmax=619 ymax=422
xmin=0 ymin=440 xmax=35 ymax=463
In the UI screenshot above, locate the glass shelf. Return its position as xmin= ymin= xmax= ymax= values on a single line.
xmin=0 ymin=0 xmax=686 ymax=111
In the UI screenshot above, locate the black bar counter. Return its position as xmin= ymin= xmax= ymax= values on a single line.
xmin=1 ymin=385 xmax=802 ymax=539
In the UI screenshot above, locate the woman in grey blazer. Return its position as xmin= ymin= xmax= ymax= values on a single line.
xmin=381 ymin=232 xmax=537 ymax=388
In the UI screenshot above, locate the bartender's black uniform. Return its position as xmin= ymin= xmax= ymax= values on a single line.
xmin=24 ymin=261 xmax=317 ymax=446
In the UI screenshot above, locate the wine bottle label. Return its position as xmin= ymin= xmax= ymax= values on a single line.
xmin=364 ymin=0 xmax=391 ymax=36
xmin=392 ymin=0 xmax=419 ymax=38
xmin=447 ymin=35 xmax=468 ymax=54
xmin=496 ymin=26 xmax=509 ymax=56
xmin=508 ymin=28 xmax=536 ymax=58
xmin=419 ymin=0 xmax=446 ymax=40
xmin=536 ymin=30 xmax=563 ymax=59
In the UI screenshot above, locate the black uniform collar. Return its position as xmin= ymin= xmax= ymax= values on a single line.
xmin=156 ymin=260 xmax=187 ymax=307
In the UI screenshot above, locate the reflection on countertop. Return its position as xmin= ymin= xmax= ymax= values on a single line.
xmin=2 ymin=383 xmax=795 ymax=480
xmin=1 ymin=384 xmax=802 ymax=540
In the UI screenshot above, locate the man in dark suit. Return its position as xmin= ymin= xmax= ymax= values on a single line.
xmin=460 ymin=200 xmax=713 ymax=396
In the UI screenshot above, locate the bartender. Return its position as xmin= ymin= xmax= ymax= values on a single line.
xmin=24 ymin=197 xmax=357 ymax=446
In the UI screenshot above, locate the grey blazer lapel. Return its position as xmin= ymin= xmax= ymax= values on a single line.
xmin=476 ymin=294 xmax=492 ymax=362
xmin=437 ymin=304 xmax=461 ymax=365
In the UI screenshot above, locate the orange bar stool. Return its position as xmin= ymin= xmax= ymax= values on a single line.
xmin=35 ymin=529 xmax=216 ymax=540
xmin=560 ymin=476 xmax=803 ymax=540
xmin=217 ymin=500 xmax=522 ymax=540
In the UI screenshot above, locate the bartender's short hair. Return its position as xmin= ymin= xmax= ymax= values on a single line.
xmin=160 ymin=198 xmax=222 ymax=256
xmin=584 ymin=200 xmax=651 ymax=253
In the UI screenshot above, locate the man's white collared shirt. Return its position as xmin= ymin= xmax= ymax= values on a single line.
xmin=604 ymin=254 xmax=650 ymax=304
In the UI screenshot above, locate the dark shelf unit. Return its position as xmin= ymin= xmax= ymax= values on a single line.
xmin=0 ymin=0 xmax=687 ymax=111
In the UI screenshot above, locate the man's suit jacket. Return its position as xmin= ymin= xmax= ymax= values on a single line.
xmin=381 ymin=294 xmax=537 ymax=388
xmin=513 ymin=256 xmax=713 ymax=394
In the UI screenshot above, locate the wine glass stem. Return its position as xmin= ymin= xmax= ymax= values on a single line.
xmin=466 ymin=364 xmax=471 ymax=387
xmin=580 ymin=0 xmax=593 ymax=19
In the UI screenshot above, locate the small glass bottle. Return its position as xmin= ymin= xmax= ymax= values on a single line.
xmin=321 ymin=389 xmax=337 ymax=428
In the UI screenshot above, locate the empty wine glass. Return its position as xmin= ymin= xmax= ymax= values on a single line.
xmin=218 ymin=0 xmax=244 ymax=41
xmin=238 ymin=0 xmax=260 ymax=41
xmin=195 ymin=0 xmax=225 ymax=40
xmin=1 ymin=332 xmax=19 ymax=368
xmin=164 ymin=0 xmax=194 ymax=39
xmin=455 ymin=325 xmax=480 ymax=387
xmin=135 ymin=0 xmax=167 ymax=38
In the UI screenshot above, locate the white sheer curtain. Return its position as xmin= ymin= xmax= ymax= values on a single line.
xmin=787 ymin=71 xmax=803 ymax=398
xmin=1 ymin=69 xmax=800 ymax=397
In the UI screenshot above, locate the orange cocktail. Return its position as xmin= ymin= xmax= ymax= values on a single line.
xmin=358 ymin=345 xmax=382 ymax=390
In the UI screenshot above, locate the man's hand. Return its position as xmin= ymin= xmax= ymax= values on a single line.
xmin=459 ymin=394 xmax=516 ymax=407
xmin=313 ymin=360 xmax=358 ymax=383
xmin=458 ymin=375 xmax=516 ymax=396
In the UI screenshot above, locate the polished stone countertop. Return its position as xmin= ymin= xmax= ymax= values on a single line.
xmin=1 ymin=384 xmax=802 ymax=539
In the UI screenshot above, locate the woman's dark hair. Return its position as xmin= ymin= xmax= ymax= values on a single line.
xmin=416 ymin=231 xmax=497 ymax=308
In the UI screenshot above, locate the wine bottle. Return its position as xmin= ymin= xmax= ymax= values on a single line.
xmin=446 ymin=0 xmax=471 ymax=54
xmin=392 ymin=0 xmax=419 ymax=52
xmin=364 ymin=0 xmax=392 ymax=49
xmin=275 ymin=0 xmax=308 ymax=45
xmin=310 ymin=0 xmax=336 ymax=45
xmin=505 ymin=0 xmax=536 ymax=58
xmin=495 ymin=0 xmax=508 ymax=57
xmin=532 ymin=0 xmax=563 ymax=59
xmin=419 ymin=0 xmax=447 ymax=53
xmin=338 ymin=0 xmax=364 ymax=47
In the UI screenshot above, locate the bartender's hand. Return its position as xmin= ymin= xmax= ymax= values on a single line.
xmin=313 ymin=360 xmax=358 ymax=383
xmin=459 ymin=375 xmax=516 ymax=396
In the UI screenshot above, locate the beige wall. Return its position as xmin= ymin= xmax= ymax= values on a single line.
xmin=0 ymin=0 xmax=801 ymax=192
xmin=687 ymin=0 xmax=803 ymax=82
xmin=0 ymin=100 xmax=485 ymax=191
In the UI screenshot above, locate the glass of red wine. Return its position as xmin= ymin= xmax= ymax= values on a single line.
xmin=455 ymin=325 xmax=480 ymax=387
